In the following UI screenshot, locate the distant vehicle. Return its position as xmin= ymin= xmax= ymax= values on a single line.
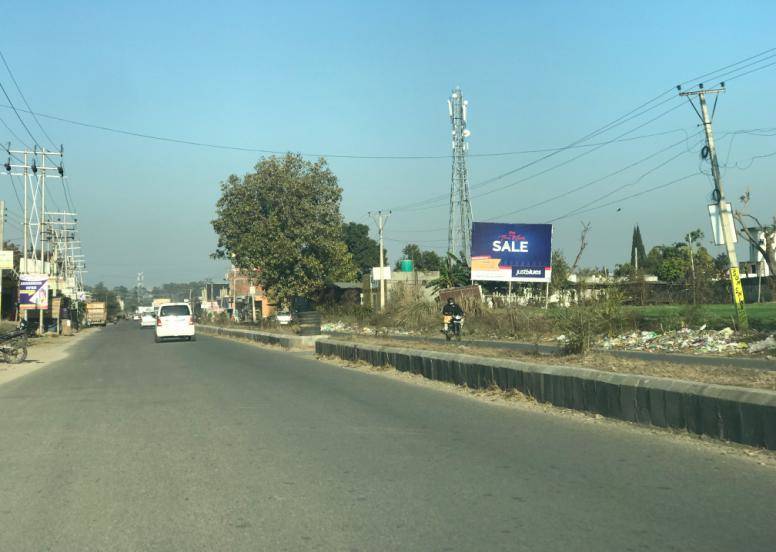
xmin=275 ymin=311 xmax=293 ymax=325
xmin=85 ymin=301 xmax=108 ymax=327
xmin=155 ymin=302 xmax=196 ymax=343
xmin=152 ymin=298 xmax=172 ymax=314
xmin=139 ymin=306 xmax=156 ymax=328
xmin=132 ymin=313 xmax=141 ymax=321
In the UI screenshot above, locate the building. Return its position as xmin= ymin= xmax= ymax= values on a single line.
xmin=225 ymin=267 xmax=274 ymax=320
xmin=740 ymin=227 xmax=776 ymax=277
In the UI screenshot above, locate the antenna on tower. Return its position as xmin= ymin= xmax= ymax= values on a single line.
xmin=447 ymin=87 xmax=473 ymax=260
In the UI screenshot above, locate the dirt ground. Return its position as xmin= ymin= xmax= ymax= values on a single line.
xmin=332 ymin=335 xmax=776 ymax=391
xmin=0 ymin=328 xmax=96 ymax=387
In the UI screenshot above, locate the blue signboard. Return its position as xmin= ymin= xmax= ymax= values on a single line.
xmin=470 ymin=222 xmax=553 ymax=282
xmin=19 ymin=274 xmax=49 ymax=310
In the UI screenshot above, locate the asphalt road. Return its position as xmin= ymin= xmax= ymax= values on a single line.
xmin=0 ymin=323 xmax=773 ymax=551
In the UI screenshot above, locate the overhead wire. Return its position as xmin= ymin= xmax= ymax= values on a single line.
xmin=547 ymin=139 xmax=706 ymax=222
xmin=388 ymin=46 xmax=776 ymax=213
xmin=0 ymin=78 xmax=37 ymax=146
xmin=0 ymin=50 xmax=57 ymax=149
xmin=547 ymin=172 xmax=702 ymax=222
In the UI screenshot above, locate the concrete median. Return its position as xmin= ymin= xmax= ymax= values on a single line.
xmin=197 ymin=324 xmax=327 ymax=350
xmin=316 ymin=339 xmax=776 ymax=450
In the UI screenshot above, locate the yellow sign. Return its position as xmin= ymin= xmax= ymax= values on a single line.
xmin=0 ymin=250 xmax=13 ymax=270
xmin=728 ymin=266 xmax=749 ymax=329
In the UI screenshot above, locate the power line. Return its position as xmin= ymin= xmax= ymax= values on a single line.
xmin=388 ymin=46 xmax=776 ymax=213
xmin=0 ymin=50 xmax=57 ymax=148
xmin=547 ymin=142 xmax=704 ymax=222
xmin=0 ymin=79 xmax=37 ymax=146
xmin=399 ymin=99 xmax=688 ymax=214
xmin=550 ymin=172 xmax=702 ymax=222
xmin=0 ymin=114 xmax=30 ymax=149
xmin=485 ymin=130 xmax=702 ymax=222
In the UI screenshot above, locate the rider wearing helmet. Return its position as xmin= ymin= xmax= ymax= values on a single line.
xmin=442 ymin=297 xmax=464 ymax=317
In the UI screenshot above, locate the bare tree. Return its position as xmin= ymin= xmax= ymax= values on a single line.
xmin=570 ymin=222 xmax=591 ymax=274
xmin=734 ymin=191 xmax=776 ymax=277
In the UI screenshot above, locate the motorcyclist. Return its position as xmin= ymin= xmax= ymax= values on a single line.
xmin=442 ymin=297 xmax=464 ymax=317
xmin=441 ymin=297 xmax=464 ymax=337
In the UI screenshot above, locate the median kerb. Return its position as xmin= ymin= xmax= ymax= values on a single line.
xmin=317 ymin=339 xmax=776 ymax=450
xmin=198 ymin=324 xmax=328 ymax=350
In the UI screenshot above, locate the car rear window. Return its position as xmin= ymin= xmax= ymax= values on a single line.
xmin=159 ymin=305 xmax=191 ymax=317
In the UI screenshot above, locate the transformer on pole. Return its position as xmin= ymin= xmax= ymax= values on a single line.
xmin=447 ymin=87 xmax=473 ymax=261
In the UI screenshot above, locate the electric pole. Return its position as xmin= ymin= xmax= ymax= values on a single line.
xmin=447 ymin=87 xmax=473 ymax=260
xmin=679 ymin=83 xmax=748 ymax=329
xmin=0 ymin=200 xmax=4 ymax=319
xmin=369 ymin=210 xmax=390 ymax=311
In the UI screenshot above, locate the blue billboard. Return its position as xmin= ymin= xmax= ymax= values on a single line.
xmin=470 ymin=222 xmax=553 ymax=283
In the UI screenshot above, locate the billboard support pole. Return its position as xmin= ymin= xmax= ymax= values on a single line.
xmin=544 ymin=281 xmax=550 ymax=309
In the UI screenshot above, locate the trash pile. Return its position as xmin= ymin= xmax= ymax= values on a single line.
xmin=319 ymin=321 xmax=415 ymax=336
xmin=599 ymin=326 xmax=758 ymax=355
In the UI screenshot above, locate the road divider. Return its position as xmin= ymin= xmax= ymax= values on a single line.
xmin=317 ymin=340 xmax=776 ymax=450
xmin=197 ymin=324 xmax=327 ymax=350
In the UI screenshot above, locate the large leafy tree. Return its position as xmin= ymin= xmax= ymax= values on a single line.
xmin=342 ymin=222 xmax=382 ymax=278
xmin=212 ymin=153 xmax=356 ymax=307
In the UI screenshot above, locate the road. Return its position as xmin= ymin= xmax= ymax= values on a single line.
xmin=0 ymin=323 xmax=773 ymax=551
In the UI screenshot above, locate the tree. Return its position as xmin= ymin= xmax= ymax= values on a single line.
xmin=630 ymin=225 xmax=646 ymax=269
xmin=646 ymin=245 xmax=689 ymax=283
xmin=212 ymin=153 xmax=356 ymax=307
xmin=342 ymin=222 xmax=381 ymax=278
xmin=395 ymin=243 xmax=443 ymax=271
xmin=549 ymin=250 xmax=570 ymax=296
xmin=427 ymin=253 xmax=470 ymax=291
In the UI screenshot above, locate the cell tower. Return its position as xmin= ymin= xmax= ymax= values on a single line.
xmin=447 ymin=86 xmax=473 ymax=260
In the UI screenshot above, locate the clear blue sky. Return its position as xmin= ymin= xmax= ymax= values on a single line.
xmin=2 ymin=0 xmax=776 ymax=287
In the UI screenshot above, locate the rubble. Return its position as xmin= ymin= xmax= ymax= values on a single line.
xmin=748 ymin=335 xmax=776 ymax=353
xmin=600 ymin=327 xmax=752 ymax=355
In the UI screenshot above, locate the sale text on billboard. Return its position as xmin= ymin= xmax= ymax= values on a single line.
xmin=470 ymin=222 xmax=552 ymax=283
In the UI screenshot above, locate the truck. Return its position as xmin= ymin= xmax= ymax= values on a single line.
xmin=152 ymin=298 xmax=172 ymax=314
xmin=85 ymin=301 xmax=107 ymax=326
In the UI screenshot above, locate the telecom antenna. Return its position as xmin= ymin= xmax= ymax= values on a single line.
xmin=447 ymin=86 xmax=473 ymax=260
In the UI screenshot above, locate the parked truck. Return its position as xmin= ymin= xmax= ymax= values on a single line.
xmin=85 ymin=301 xmax=107 ymax=326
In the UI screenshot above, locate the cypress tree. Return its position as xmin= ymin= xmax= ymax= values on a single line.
xmin=631 ymin=225 xmax=646 ymax=268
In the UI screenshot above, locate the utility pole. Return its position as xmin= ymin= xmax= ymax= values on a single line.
xmin=0 ymin=200 xmax=4 ymax=320
xmin=4 ymin=146 xmax=65 ymax=332
xmin=679 ymin=83 xmax=748 ymax=329
xmin=369 ymin=210 xmax=390 ymax=311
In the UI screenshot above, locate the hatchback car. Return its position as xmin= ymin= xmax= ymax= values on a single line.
xmin=140 ymin=312 xmax=157 ymax=328
xmin=155 ymin=303 xmax=196 ymax=342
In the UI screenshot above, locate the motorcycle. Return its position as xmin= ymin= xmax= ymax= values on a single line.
xmin=0 ymin=319 xmax=29 ymax=364
xmin=442 ymin=314 xmax=463 ymax=341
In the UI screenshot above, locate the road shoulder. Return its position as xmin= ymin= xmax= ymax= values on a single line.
xmin=0 ymin=328 xmax=97 ymax=387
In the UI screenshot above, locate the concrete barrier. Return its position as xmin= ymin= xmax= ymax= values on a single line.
xmin=198 ymin=324 xmax=327 ymax=350
xmin=316 ymin=340 xmax=776 ymax=450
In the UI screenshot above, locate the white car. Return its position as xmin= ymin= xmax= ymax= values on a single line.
xmin=275 ymin=311 xmax=293 ymax=325
xmin=140 ymin=312 xmax=156 ymax=328
xmin=155 ymin=302 xmax=196 ymax=342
